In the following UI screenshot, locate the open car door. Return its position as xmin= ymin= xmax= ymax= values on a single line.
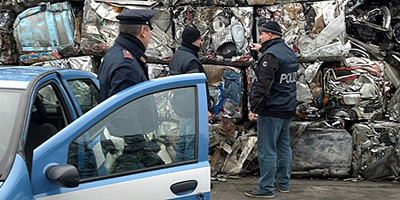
xmin=30 ymin=73 xmax=210 ymax=200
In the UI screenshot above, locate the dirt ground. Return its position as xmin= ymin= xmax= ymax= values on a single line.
xmin=211 ymin=175 xmax=400 ymax=200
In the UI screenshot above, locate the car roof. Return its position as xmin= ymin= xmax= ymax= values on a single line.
xmin=0 ymin=66 xmax=93 ymax=89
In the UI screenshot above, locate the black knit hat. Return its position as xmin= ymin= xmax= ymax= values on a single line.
xmin=182 ymin=26 xmax=201 ymax=43
xmin=259 ymin=21 xmax=283 ymax=36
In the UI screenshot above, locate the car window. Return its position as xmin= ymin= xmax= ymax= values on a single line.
xmin=37 ymin=85 xmax=68 ymax=129
xmin=26 ymin=83 xmax=68 ymax=171
xmin=67 ymin=79 xmax=100 ymax=114
xmin=67 ymin=86 xmax=197 ymax=179
xmin=0 ymin=91 xmax=21 ymax=168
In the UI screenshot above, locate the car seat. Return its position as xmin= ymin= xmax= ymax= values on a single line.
xmin=25 ymin=96 xmax=58 ymax=172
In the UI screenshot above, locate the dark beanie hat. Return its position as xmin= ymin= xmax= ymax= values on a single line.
xmin=259 ymin=21 xmax=283 ymax=36
xmin=182 ymin=26 xmax=201 ymax=43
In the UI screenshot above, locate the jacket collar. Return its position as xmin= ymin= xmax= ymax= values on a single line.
xmin=261 ymin=38 xmax=284 ymax=52
xmin=180 ymin=42 xmax=199 ymax=57
xmin=115 ymin=33 xmax=148 ymax=64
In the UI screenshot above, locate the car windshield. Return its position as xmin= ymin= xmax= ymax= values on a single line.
xmin=0 ymin=89 xmax=22 ymax=179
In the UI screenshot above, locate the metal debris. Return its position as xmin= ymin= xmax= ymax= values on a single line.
xmin=0 ymin=10 xmax=17 ymax=65
xmin=4 ymin=0 xmax=400 ymax=181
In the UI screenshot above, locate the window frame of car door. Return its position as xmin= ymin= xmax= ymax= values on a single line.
xmin=58 ymin=71 xmax=100 ymax=117
xmin=68 ymin=85 xmax=199 ymax=183
xmin=65 ymin=78 xmax=100 ymax=115
xmin=24 ymin=72 xmax=78 ymax=174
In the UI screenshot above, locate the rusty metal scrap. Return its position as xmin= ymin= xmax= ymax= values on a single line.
xmin=350 ymin=121 xmax=400 ymax=180
xmin=5 ymin=0 xmax=400 ymax=181
xmin=221 ymin=135 xmax=257 ymax=175
xmin=80 ymin=0 xmax=119 ymax=57
xmin=148 ymin=63 xmax=170 ymax=79
xmin=80 ymin=1 xmax=172 ymax=60
xmin=291 ymin=125 xmax=353 ymax=178
xmin=36 ymin=55 xmax=101 ymax=73
xmin=173 ymin=6 xmax=253 ymax=63
xmin=0 ymin=10 xmax=18 ymax=65
xmin=209 ymin=0 xmax=400 ymax=179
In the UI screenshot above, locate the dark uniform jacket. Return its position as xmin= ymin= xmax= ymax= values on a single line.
xmin=98 ymin=33 xmax=150 ymax=102
xmin=96 ymin=33 xmax=163 ymax=170
xmin=169 ymin=43 xmax=203 ymax=75
xmin=250 ymin=38 xmax=298 ymax=118
xmin=97 ymin=33 xmax=157 ymax=134
xmin=169 ymin=43 xmax=213 ymax=117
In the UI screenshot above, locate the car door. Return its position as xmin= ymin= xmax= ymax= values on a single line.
xmin=30 ymin=73 xmax=210 ymax=200
xmin=58 ymin=69 xmax=100 ymax=117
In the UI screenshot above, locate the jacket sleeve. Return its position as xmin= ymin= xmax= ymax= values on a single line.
xmin=185 ymin=60 xmax=202 ymax=73
xmin=185 ymin=60 xmax=214 ymax=113
xmin=250 ymin=53 xmax=279 ymax=113
xmin=109 ymin=60 xmax=143 ymax=97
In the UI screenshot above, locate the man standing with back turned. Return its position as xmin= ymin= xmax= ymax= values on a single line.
xmin=169 ymin=26 xmax=213 ymax=161
xmin=245 ymin=21 xmax=298 ymax=199
xmin=168 ymin=26 xmax=212 ymax=121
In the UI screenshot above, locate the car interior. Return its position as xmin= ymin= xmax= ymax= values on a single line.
xmin=25 ymin=84 xmax=67 ymax=173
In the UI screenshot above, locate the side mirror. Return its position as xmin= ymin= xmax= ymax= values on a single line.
xmin=45 ymin=164 xmax=80 ymax=188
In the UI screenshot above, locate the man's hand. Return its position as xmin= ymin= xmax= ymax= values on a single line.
xmin=208 ymin=111 xmax=213 ymax=122
xmin=250 ymin=43 xmax=262 ymax=51
xmin=248 ymin=111 xmax=258 ymax=122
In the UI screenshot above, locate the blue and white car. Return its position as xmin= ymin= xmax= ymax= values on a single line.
xmin=0 ymin=66 xmax=210 ymax=200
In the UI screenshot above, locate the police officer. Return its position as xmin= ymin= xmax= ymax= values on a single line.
xmin=97 ymin=9 xmax=162 ymax=172
xmin=245 ymin=21 xmax=298 ymax=198
xmin=98 ymin=9 xmax=154 ymax=102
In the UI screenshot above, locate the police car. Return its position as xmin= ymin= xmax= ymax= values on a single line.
xmin=0 ymin=66 xmax=210 ymax=200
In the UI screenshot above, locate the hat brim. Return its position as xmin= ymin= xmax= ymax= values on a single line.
xmin=119 ymin=21 xmax=153 ymax=30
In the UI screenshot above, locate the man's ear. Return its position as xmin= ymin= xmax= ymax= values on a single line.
xmin=139 ymin=25 xmax=147 ymax=38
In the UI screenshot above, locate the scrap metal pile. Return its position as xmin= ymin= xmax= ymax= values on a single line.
xmin=2 ymin=0 xmax=400 ymax=181
xmin=209 ymin=0 xmax=400 ymax=181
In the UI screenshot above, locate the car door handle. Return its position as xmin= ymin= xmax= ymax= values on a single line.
xmin=170 ymin=180 xmax=198 ymax=195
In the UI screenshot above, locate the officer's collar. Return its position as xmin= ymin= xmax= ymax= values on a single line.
xmin=261 ymin=38 xmax=283 ymax=52
xmin=116 ymin=33 xmax=148 ymax=64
